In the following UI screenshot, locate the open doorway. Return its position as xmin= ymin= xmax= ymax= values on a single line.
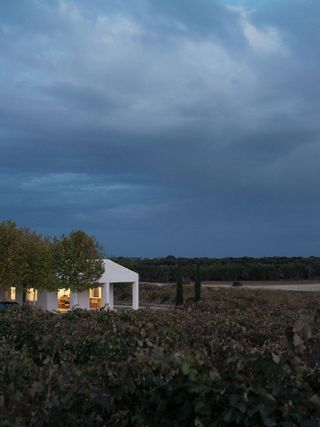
xmin=26 ymin=288 xmax=38 ymax=304
xmin=113 ymin=283 xmax=132 ymax=307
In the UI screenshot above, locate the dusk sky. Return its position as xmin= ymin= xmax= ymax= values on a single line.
xmin=1 ymin=0 xmax=319 ymax=257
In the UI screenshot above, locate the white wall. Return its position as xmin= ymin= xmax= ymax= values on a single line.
xmin=15 ymin=285 xmax=23 ymax=303
xmin=36 ymin=291 xmax=48 ymax=310
xmin=47 ymin=291 xmax=58 ymax=311
xmin=101 ymin=259 xmax=139 ymax=310
xmin=100 ymin=259 xmax=139 ymax=284
xmin=77 ymin=289 xmax=89 ymax=309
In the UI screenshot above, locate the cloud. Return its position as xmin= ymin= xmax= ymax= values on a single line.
xmin=0 ymin=0 xmax=319 ymax=256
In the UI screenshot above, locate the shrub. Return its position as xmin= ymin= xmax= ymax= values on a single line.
xmin=0 ymin=291 xmax=319 ymax=426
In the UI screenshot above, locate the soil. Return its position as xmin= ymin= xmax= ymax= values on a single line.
xmin=141 ymin=280 xmax=320 ymax=292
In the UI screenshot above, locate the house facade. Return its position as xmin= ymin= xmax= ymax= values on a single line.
xmin=0 ymin=259 xmax=139 ymax=311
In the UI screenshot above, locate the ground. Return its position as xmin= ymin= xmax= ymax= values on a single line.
xmin=114 ymin=280 xmax=320 ymax=309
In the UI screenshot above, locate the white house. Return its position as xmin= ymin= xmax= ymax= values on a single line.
xmin=0 ymin=259 xmax=139 ymax=311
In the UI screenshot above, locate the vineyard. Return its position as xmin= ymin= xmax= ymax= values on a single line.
xmin=0 ymin=289 xmax=320 ymax=426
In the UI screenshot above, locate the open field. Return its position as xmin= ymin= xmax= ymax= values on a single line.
xmin=205 ymin=282 xmax=320 ymax=292
xmin=142 ymin=280 xmax=320 ymax=289
xmin=0 ymin=289 xmax=319 ymax=426
xmin=201 ymin=281 xmax=320 ymax=292
xmin=114 ymin=282 xmax=320 ymax=309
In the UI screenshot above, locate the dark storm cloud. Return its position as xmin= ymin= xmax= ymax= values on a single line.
xmin=0 ymin=0 xmax=320 ymax=256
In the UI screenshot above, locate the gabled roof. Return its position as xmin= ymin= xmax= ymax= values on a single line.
xmin=100 ymin=259 xmax=139 ymax=284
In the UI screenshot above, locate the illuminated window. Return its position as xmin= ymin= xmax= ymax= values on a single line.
xmin=89 ymin=287 xmax=101 ymax=299
xmin=5 ymin=287 xmax=16 ymax=301
xmin=57 ymin=289 xmax=70 ymax=311
xmin=26 ymin=288 xmax=38 ymax=302
xmin=89 ymin=286 xmax=102 ymax=309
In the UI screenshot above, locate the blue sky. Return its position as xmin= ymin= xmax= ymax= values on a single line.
xmin=1 ymin=0 xmax=320 ymax=257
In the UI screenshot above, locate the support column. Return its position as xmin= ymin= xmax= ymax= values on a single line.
xmin=70 ymin=291 xmax=78 ymax=309
xmin=132 ymin=281 xmax=139 ymax=310
xmin=109 ymin=283 xmax=114 ymax=310
xmin=47 ymin=292 xmax=58 ymax=311
xmin=104 ymin=282 xmax=111 ymax=310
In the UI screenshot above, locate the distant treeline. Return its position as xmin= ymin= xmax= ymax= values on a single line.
xmin=112 ymin=256 xmax=320 ymax=282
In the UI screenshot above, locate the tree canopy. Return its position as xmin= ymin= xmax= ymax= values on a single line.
xmin=175 ymin=260 xmax=184 ymax=306
xmin=194 ymin=263 xmax=201 ymax=302
xmin=53 ymin=230 xmax=105 ymax=292
xmin=20 ymin=229 xmax=56 ymax=292
xmin=0 ymin=220 xmax=26 ymax=290
xmin=113 ymin=256 xmax=320 ymax=283
xmin=0 ymin=220 xmax=105 ymax=293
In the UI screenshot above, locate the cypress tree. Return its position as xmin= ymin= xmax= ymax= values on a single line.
xmin=194 ymin=263 xmax=201 ymax=302
xmin=175 ymin=260 xmax=184 ymax=306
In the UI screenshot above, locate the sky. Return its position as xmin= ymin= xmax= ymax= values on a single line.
xmin=1 ymin=0 xmax=319 ymax=257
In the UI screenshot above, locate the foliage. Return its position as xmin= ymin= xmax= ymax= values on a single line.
xmin=0 ymin=220 xmax=105 ymax=293
xmin=0 ymin=220 xmax=26 ymax=290
xmin=194 ymin=263 xmax=201 ymax=302
xmin=0 ymin=221 xmax=54 ymax=293
xmin=113 ymin=255 xmax=320 ymax=283
xmin=0 ymin=290 xmax=320 ymax=426
xmin=20 ymin=228 xmax=56 ymax=292
xmin=53 ymin=230 xmax=105 ymax=292
xmin=175 ymin=260 xmax=184 ymax=306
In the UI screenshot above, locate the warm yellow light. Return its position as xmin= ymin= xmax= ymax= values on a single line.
xmin=89 ymin=287 xmax=102 ymax=299
xmin=57 ymin=288 xmax=70 ymax=311
xmin=10 ymin=287 xmax=16 ymax=301
xmin=58 ymin=288 xmax=70 ymax=299
xmin=27 ymin=288 xmax=38 ymax=302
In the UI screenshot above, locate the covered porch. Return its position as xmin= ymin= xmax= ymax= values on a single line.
xmin=64 ymin=259 xmax=139 ymax=311
xmin=97 ymin=259 xmax=139 ymax=310
xmin=57 ymin=280 xmax=139 ymax=311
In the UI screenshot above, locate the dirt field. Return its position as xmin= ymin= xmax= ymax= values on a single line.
xmin=205 ymin=282 xmax=320 ymax=292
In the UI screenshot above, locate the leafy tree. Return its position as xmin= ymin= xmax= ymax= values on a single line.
xmin=53 ymin=230 xmax=105 ymax=294
xmin=0 ymin=220 xmax=25 ymax=291
xmin=0 ymin=220 xmax=55 ymax=301
xmin=194 ymin=263 xmax=201 ymax=302
xmin=175 ymin=260 xmax=183 ymax=306
xmin=20 ymin=229 xmax=56 ymax=301
xmin=0 ymin=221 xmax=105 ymax=305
